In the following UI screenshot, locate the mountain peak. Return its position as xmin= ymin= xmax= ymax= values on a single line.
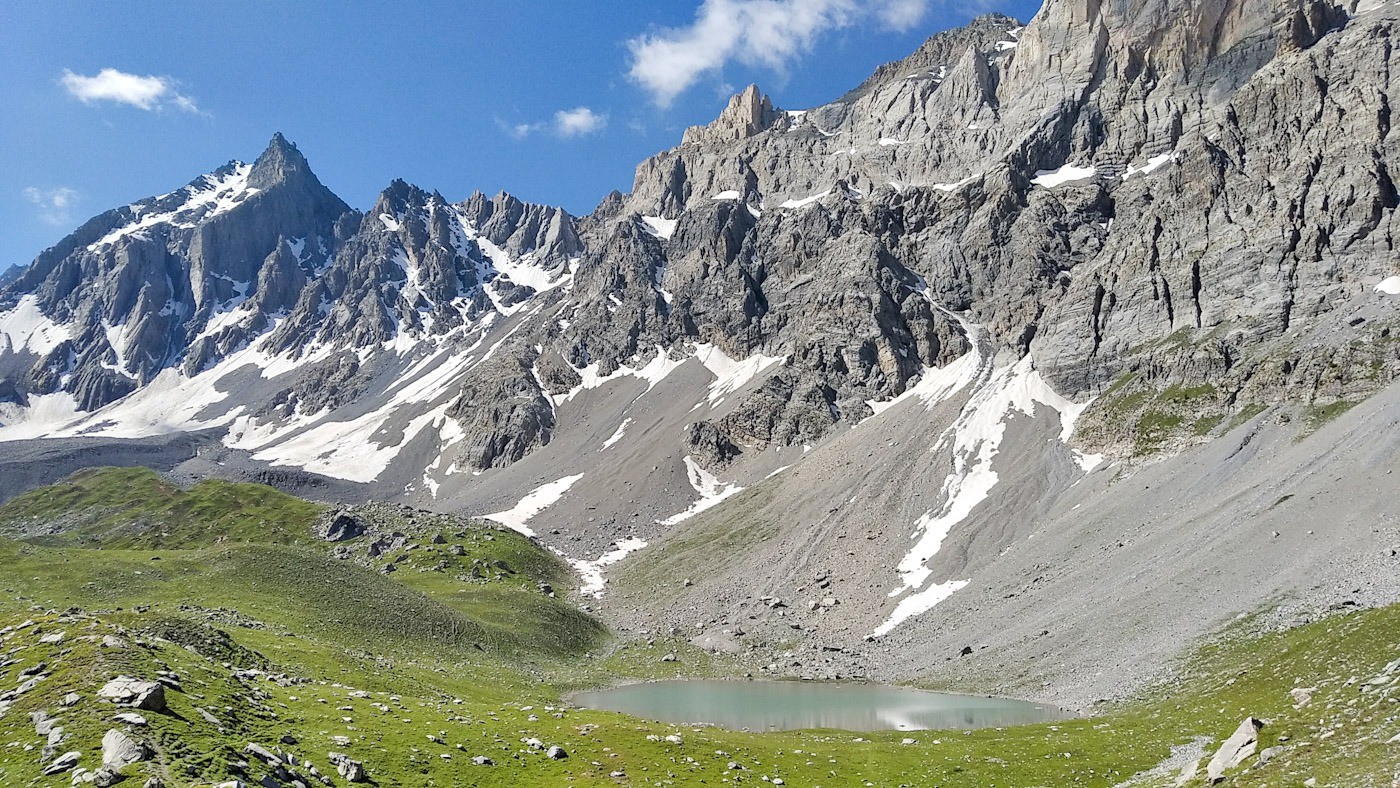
xmin=681 ymin=84 xmax=781 ymax=147
xmin=248 ymin=132 xmax=314 ymax=190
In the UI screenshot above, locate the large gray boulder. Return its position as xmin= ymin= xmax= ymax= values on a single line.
xmin=102 ymin=728 xmax=148 ymax=768
xmin=97 ymin=677 xmax=166 ymax=712
xmin=1206 ymin=716 xmax=1264 ymax=782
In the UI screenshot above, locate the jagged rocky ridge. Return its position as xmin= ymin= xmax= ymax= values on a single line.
xmin=1 ymin=0 xmax=1399 ymax=701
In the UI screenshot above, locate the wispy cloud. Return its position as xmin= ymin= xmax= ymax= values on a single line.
xmin=553 ymin=107 xmax=607 ymax=137
xmin=627 ymin=0 xmax=931 ymax=106
xmin=61 ymin=68 xmax=199 ymax=113
xmin=502 ymin=106 xmax=609 ymax=139
xmin=23 ymin=187 xmax=80 ymax=226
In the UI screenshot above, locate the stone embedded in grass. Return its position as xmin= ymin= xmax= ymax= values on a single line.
xmin=547 ymin=745 xmax=568 ymax=759
xmin=103 ymin=728 xmax=149 ymax=768
xmin=1206 ymin=717 xmax=1264 ymax=782
xmin=98 ymin=676 xmax=167 ymax=712
xmin=42 ymin=750 xmax=80 ymax=775
xmin=472 ymin=755 xmax=495 ymax=765
xmin=114 ymin=712 xmax=148 ymax=725
xmin=329 ymin=751 xmax=368 ymax=783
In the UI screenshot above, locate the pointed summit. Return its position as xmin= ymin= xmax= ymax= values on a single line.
xmin=681 ymin=85 xmax=781 ymax=147
xmin=248 ymin=132 xmax=315 ymax=190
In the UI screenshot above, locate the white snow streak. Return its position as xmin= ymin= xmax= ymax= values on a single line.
xmin=694 ymin=343 xmax=786 ymax=404
xmin=1376 ymin=276 xmax=1400 ymax=295
xmin=870 ymin=318 xmax=1099 ymax=638
xmin=1031 ymin=163 xmax=1097 ymax=188
xmin=569 ymin=537 xmax=648 ymax=597
xmin=483 ymin=474 xmax=585 ymax=537
xmin=659 ymin=456 xmax=744 ymax=526
xmin=601 ymin=418 xmax=632 ymax=450
xmin=89 ymin=164 xmax=256 ymax=250
xmin=779 ymin=191 xmax=830 ymax=210
xmin=1121 ymin=151 xmax=1179 ymax=179
xmin=0 ymin=296 xmax=71 ymax=355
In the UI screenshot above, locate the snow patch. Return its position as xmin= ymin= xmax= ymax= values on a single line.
xmin=601 ymin=418 xmax=632 ymax=450
xmin=483 ymin=474 xmax=585 ymax=537
xmin=870 ymin=321 xmax=1099 ymax=637
xmin=1122 ymin=151 xmax=1179 ymax=179
xmin=694 ymin=343 xmax=786 ymax=404
xmin=89 ymin=164 xmax=256 ymax=250
xmin=1376 ymin=276 xmax=1400 ymax=295
xmin=710 ymin=190 xmax=741 ymax=201
xmin=932 ymin=174 xmax=981 ymax=193
xmin=552 ymin=346 xmax=687 ymax=405
xmin=568 ymin=537 xmax=648 ymax=597
xmin=779 ymin=191 xmax=829 ymax=210
xmin=0 ymin=295 xmax=71 ymax=355
xmin=639 ymin=215 xmax=678 ymax=240
xmin=659 ymin=456 xmax=744 ymax=526
xmin=1031 ymin=164 xmax=1097 ymax=188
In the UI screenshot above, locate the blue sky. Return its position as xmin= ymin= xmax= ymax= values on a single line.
xmin=1 ymin=0 xmax=1041 ymax=271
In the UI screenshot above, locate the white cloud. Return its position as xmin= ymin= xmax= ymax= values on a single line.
xmin=23 ymin=187 xmax=80 ymax=226
xmin=61 ymin=68 xmax=199 ymax=113
xmin=554 ymin=107 xmax=607 ymax=137
xmin=503 ymin=107 xmax=608 ymax=139
xmin=627 ymin=0 xmax=931 ymax=106
xmin=876 ymin=0 xmax=929 ymax=28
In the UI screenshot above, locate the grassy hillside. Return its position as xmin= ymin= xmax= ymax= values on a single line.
xmin=0 ymin=466 xmax=321 ymax=548
xmin=0 ymin=468 xmax=1395 ymax=786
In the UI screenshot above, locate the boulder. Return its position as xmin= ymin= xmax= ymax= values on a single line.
xmin=547 ymin=745 xmax=568 ymax=760
xmin=1206 ymin=717 xmax=1263 ymax=782
xmin=42 ymin=750 xmax=81 ymax=775
xmin=328 ymin=751 xmax=367 ymax=783
xmin=317 ymin=510 xmax=368 ymax=542
xmin=97 ymin=677 xmax=166 ymax=712
xmin=471 ymin=756 xmax=494 ymax=765
xmin=244 ymin=742 xmax=280 ymax=766
xmin=102 ymin=728 xmax=148 ymax=768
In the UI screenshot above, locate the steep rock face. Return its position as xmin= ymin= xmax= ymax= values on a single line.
xmin=1 ymin=134 xmax=349 ymax=408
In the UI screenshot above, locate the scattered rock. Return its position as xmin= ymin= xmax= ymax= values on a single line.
xmin=114 ymin=712 xmax=147 ymax=726
xmin=317 ymin=510 xmax=368 ymax=541
xmin=1206 ymin=717 xmax=1263 ymax=782
xmin=1173 ymin=758 xmax=1199 ymax=787
xmin=1289 ymin=686 xmax=1316 ymax=708
xmin=43 ymin=750 xmax=81 ymax=775
xmin=328 ymin=751 xmax=367 ymax=783
xmin=472 ymin=756 xmax=494 ymax=765
xmin=244 ymin=742 xmax=280 ymax=766
xmin=61 ymin=692 xmax=81 ymax=707
xmin=103 ymin=728 xmax=149 ymax=768
xmin=660 ymin=653 xmax=677 ymax=663
xmin=98 ymin=677 xmax=166 ymax=712
xmin=547 ymin=745 xmax=568 ymax=760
